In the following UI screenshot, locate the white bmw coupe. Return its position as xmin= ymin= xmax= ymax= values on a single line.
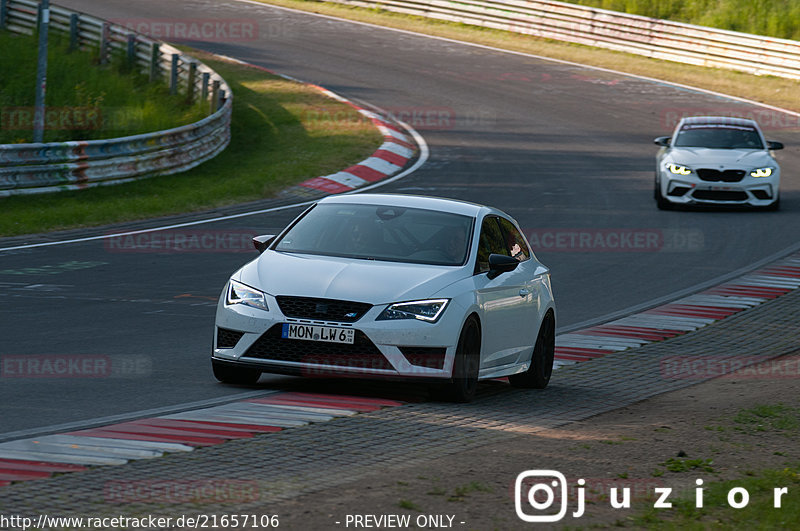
xmin=212 ymin=194 xmax=556 ymax=402
xmin=654 ymin=116 xmax=783 ymax=210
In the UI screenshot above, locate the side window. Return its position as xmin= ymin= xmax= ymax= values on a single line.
xmin=475 ymin=217 xmax=508 ymax=274
xmin=498 ymin=217 xmax=530 ymax=262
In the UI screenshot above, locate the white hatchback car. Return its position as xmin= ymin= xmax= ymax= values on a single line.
xmin=212 ymin=194 xmax=556 ymax=402
xmin=654 ymin=116 xmax=783 ymax=210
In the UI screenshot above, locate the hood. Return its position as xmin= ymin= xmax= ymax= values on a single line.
xmin=666 ymin=147 xmax=774 ymax=168
xmin=238 ymin=251 xmax=468 ymax=304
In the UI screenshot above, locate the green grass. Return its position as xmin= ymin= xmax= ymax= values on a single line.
xmin=0 ymin=30 xmax=206 ymax=144
xmin=570 ymin=0 xmax=800 ymax=41
xmin=632 ymin=465 xmax=800 ymax=529
xmin=660 ymin=457 xmax=716 ymax=473
xmin=733 ymin=404 xmax=800 ymax=433
xmin=398 ymin=499 xmax=423 ymax=511
xmin=0 ymin=51 xmax=381 ymax=236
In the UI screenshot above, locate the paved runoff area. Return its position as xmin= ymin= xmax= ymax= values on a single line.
xmin=1 ymin=252 xmax=800 ymax=528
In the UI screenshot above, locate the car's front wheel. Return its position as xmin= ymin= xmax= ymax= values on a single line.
xmin=509 ymin=311 xmax=555 ymax=389
xmin=212 ymin=359 xmax=261 ymax=385
xmin=441 ymin=316 xmax=481 ymax=403
xmin=764 ymin=194 xmax=780 ymax=211
xmin=654 ymin=180 xmax=673 ymax=210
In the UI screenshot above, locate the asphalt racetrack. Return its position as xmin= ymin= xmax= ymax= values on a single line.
xmin=1 ymin=0 xmax=799 ymax=436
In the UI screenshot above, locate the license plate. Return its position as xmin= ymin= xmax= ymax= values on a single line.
xmin=281 ymin=323 xmax=355 ymax=344
xmin=710 ymin=186 xmax=734 ymax=191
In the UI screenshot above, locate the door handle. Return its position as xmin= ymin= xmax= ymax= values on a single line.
xmin=519 ymin=289 xmax=530 ymax=297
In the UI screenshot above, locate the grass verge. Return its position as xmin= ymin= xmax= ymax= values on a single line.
xmin=632 ymin=465 xmax=800 ymax=529
xmin=571 ymin=0 xmax=800 ymax=42
xmin=632 ymin=403 xmax=800 ymax=528
xmin=250 ymin=0 xmax=800 ymax=113
xmin=0 ymin=50 xmax=381 ymax=237
xmin=0 ymin=30 xmax=207 ymax=144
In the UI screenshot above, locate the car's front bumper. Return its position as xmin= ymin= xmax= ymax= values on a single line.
xmin=213 ymin=290 xmax=466 ymax=380
xmin=658 ymin=169 xmax=780 ymax=207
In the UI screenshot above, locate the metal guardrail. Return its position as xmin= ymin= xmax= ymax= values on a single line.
xmin=325 ymin=0 xmax=800 ymax=80
xmin=0 ymin=0 xmax=232 ymax=196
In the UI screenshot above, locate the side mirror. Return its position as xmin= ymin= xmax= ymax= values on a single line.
xmin=487 ymin=253 xmax=519 ymax=279
xmin=654 ymin=136 xmax=671 ymax=147
xmin=253 ymin=234 xmax=276 ymax=254
xmin=767 ymin=140 xmax=784 ymax=151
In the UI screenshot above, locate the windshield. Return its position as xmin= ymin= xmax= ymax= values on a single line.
xmin=673 ymin=123 xmax=764 ymax=149
xmin=274 ymin=203 xmax=474 ymax=266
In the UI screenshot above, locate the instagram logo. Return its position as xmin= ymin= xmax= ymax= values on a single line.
xmin=514 ymin=470 xmax=569 ymax=522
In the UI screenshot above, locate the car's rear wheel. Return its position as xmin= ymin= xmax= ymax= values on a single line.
xmin=441 ymin=316 xmax=481 ymax=403
xmin=509 ymin=311 xmax=555 ymax=389
xmin=212 ymin=359 xmax=261 ymax=385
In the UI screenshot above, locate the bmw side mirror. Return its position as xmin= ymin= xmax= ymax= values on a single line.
xmin=487 ymin=253 xmax=519 ymax=279
xmin=654 ymin=136 xmax=671 ymax=147
xmin=253 ymin=234 xmax=276 ymax=254
xmin=767 ymin=140 xmax=784 ymax=150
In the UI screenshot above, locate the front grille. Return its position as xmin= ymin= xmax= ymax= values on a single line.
xmin=243 ymin=324 xmax=391 ymax=370
xmin=217 ymin=328 xmax=245 ymax=349
xmin=692 ymin=190 xmax=748 ymax=201
xmin=400 ymin=347 xmax=447 ymax=369
xmin=276 ymin=296 xmax=372 ymax=323
xmin=696 ymin=169 xmax=745 ymax=182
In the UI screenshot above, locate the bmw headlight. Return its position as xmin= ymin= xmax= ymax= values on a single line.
xmin=377 ymin=299 xmax=449 ymax=323
xmin=667 ymin=163 xmax=692 ymax=175
xmin=225 ymin=280 xmax=269 ymax=311
xmin=750 ymin=167 xmax=773 ymax=178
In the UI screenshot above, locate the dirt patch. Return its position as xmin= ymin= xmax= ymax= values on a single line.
xmin=269 ymin=358 xmax=800 ymax=529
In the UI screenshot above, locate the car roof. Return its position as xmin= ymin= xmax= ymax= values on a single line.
xmin=318 ymin=193 xmax=490 ymax=217
xmin=679 ymin=115 xmax=761 ymax=129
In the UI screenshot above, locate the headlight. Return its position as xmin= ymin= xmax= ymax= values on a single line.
xmin=377 ymin=299 xmax=449 ymax=323
xmin=667 ymin=163 xmax=692 ymax=175
xmin=225 ymin=280 xmax=269 ymax=311
xmin=750 ymin=167 xmax=773 ymax=178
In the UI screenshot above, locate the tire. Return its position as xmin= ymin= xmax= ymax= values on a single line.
xmin=441 ymin=317 xmax=481 ymax=403
xmin=764 ymin=195 xmax=780 ymax=211
xmin=509 ymin=311 xmax=555 ymax=389
xmin=655 ymin=182 xmax=673 ymax=210
xmin=212 ymin=359 xmax=261 ymax=385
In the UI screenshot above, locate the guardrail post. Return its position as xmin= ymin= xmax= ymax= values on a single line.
xmin=149 ymin=42 xmax=160 ymax=82
xmin=0 ymin=0 xmax=8 ymax=30
xmin=201 ymin=72 xmax=210 ymax=103
xmin=68 ymin=14 xmax=79 ymax=51
xmin=33 ymin=0 xmax=50 ymax=143
xmin=169 ymin=54 xmax=179 ymax=95
xmin=187 ymin=62 xmax=197 ymax=102
xmin=99 ymin=22 xmax=110 ymax=64
xmin=126 ymin=34 xmax=136 ymax=69
xmin=211 ymin=79 xmax=220 ymax=113
xmin=218 ymin=89 xmax=226 ymax=112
